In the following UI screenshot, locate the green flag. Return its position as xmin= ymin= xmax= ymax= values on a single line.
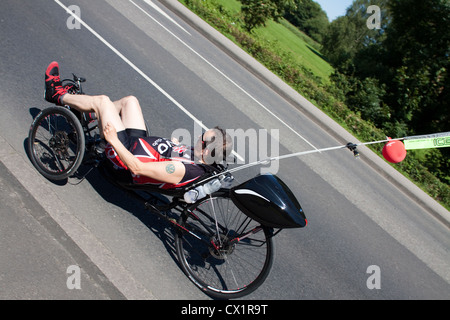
xmin=404 ymin=133 xmax=450 ymax=150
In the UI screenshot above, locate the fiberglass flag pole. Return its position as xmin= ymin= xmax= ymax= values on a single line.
xmin=226 ymin=131 xmax=450 ymax=174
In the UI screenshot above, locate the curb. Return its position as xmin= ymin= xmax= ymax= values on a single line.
xmin=159 ymin=0 xmax=449 ymax=227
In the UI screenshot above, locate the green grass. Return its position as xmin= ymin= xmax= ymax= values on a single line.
xmin=254 ymin=19 xmax=333 ymax=82
xmin=211 ymin=0 xmax=333 ymax=83
xmin=215 ymin=0 xmax=241 ymax=11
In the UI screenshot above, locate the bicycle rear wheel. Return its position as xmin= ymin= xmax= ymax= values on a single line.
xmin=175 ymin=191 xmax=274 ymax=299
xmin=28 ymin=106 xmax=85 ymax=180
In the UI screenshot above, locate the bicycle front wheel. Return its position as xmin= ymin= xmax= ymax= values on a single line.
xmin=28 ymin=106 xmax=85 ymax=180
xmin=175 ymin=191 xmax=274 ymax=299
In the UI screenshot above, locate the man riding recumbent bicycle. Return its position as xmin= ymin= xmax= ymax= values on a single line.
xmin=28 ymin=62 xmax=307 ymax=299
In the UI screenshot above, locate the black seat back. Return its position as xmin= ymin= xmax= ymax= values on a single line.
xmin=99 ymin=160 xmax=227 ymax=197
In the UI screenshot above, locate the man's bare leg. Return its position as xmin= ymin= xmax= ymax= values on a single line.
xmin=112 ymin=96 xmax=146 ymax=131
xmin=62 ymin=94 xmax=126 ymax=135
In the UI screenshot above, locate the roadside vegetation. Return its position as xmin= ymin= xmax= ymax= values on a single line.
xmin=177 ymin=0 xmax=449 ymax=210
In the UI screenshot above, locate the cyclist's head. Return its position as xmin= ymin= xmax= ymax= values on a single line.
xmin=195 ymin=126 xmax=232 ymax=165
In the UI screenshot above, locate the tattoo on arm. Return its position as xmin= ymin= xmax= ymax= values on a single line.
xmin=165 ymin=164 xmax=176 ymax=174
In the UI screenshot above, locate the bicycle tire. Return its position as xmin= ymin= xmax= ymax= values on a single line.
xmin=28 ymin=106 xmax=85 ymax=180
xmin=175 ymin=190 xmax=274 ymax=299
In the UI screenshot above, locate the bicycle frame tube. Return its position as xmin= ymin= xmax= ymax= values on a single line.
xmin=228 ymin=226 xmax=265 ymax=246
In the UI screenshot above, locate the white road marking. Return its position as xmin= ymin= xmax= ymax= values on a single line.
xmin=141 ymin=0 xmax=191 ymax=35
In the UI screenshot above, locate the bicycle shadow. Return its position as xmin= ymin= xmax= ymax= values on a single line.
xmin=82 ymin=165 xmax=182 ymax=271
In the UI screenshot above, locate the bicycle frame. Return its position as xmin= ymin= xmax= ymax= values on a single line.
xmin=102 ymin=170 xmax=271 ymax=249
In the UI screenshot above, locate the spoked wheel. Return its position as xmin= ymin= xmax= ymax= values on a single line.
xmin=175 ymin=191 xmax=274 ymax=299
xmin=28 ymin=106 xmax=85 ymax=180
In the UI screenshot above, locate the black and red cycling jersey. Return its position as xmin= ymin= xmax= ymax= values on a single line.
xmin=105 ymin=135 xmax=206 ymax=189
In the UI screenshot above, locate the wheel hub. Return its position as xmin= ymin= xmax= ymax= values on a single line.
xmin=209 ymin=234 xmax=235 ymax=259
xmin=49 ymin=131 xmax=70 ymax=159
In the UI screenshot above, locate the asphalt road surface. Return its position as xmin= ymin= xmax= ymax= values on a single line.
xmin=0 ymin=0 xmax=449 ymax=300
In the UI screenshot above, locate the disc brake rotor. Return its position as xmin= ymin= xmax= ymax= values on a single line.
xmin=209 ymin=234 xmax=235 ymax=259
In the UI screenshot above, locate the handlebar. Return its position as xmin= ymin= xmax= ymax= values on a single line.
xmin=62 ymin=73 xmax=86 ymax=95
xmin=72 ymin=73 xmax=86 ymax=83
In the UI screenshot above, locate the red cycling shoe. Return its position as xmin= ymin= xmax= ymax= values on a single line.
xmin=44 ymin=61 xmax=68 ymax=106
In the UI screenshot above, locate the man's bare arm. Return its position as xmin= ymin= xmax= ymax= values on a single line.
xmin=103 ymin=122 xmax=185 ymax=184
